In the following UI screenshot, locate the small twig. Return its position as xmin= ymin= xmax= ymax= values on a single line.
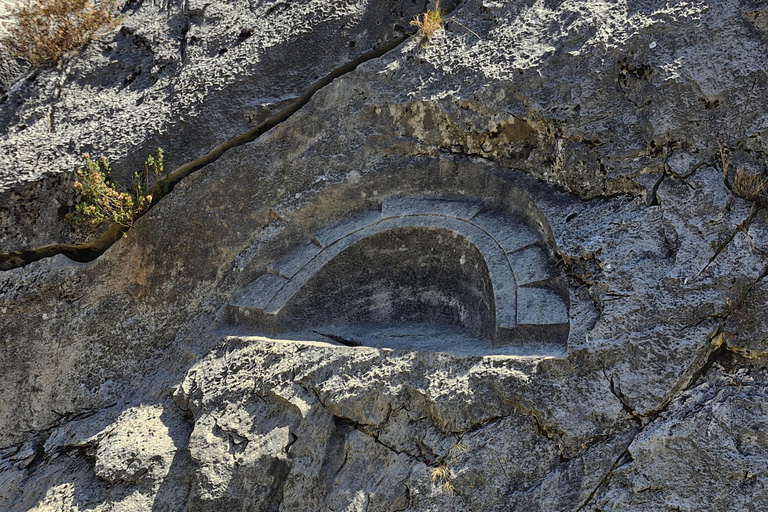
xmin=444 ymin=17 xmax=481 ymax=41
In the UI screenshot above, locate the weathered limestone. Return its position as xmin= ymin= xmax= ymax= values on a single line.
xmin=1 ymin=0 xmax=768 ymax=510
xmin=229 ymin=196 xmax=569 ymax=350
xmin=0 ymin=0 xmax=425 ymax=251
xmin=168 ymin=336 xmax=626 ymax=511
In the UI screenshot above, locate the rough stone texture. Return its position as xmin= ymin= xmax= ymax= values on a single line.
xmin=171 ymin=337 xmax=626 ymax=511
xmin=0 ymin=1 xmax=25 ymax=93
xmin=1 ymin=0 xmax=768 ymax=510
xmin=92 ymin=405 xmax=179 ymax=485
xmin=231 ymin=198 xmax=568 ymax=348
xmin=0 ymin=0 xmax=425 ymax=251
xmin=587 ymin=359 xmax=768 ymax=510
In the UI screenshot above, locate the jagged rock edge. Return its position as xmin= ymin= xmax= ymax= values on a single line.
xmin=576 ymin=322 xmax=768 ymax=509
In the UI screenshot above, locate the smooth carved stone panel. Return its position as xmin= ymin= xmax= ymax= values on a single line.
xmin=267 ymin=239 xmax=323 ymax=279
xmin=471 ymin=210 xmax=540 ymax=254
xmin=507 ymin=243 xmax=560 ymax=286
xmin=229 ymin=196 xmax=570 ymax=351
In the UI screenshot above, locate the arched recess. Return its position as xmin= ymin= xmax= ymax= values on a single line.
xmin=229 ymin=196 xmax=570 ymax=349
xmin=278 ymin=226 xmax=497 ymax=341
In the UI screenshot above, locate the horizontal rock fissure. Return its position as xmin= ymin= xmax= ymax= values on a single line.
xmin=311 ymin=330 xmax=362 ymax=347
xmin=0 ymin=32 xmax=413 ymax=272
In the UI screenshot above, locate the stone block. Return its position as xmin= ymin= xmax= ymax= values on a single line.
xmin=507 ymin=244 xmax=560 ymax=286
xmin=267 ymin=239 xmax=322 ymax=279
xmin=381 ymin=197 xmax=484 ymax=220
xmin=313 ymin=209 xmax=382 ymax=248
xmin=377 ymin=214 xmax=450 ymax=231
xmin=471 ymin=210 xmax=541 ymax=253
xmin=516 ymin=287 xmax=569 ymax=325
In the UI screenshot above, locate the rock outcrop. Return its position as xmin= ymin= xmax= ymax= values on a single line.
xmin=1 ymin=0 xmax=767 ymax=510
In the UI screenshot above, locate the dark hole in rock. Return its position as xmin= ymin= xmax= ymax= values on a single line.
xmin=278 ymin=227 xmax=495 ymax=342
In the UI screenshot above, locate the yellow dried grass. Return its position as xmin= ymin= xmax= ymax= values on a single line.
xmin=410 ymin=0 xmax=444 ymax=43
xmin=5 ymin=0 xmax=118 ymax=64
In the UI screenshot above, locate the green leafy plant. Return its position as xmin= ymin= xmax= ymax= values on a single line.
xmin=67 ymin=148 xmax=166 ymax=228
xmin=5 ymin=0 xmax=119 ymax=65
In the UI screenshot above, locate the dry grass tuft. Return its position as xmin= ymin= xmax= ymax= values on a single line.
xmin=4 ymin=0 xmax=118 ymax=64
xmin=430 ymin=464 xmax=456 ymax=495
xmin=719 ymin=141 xmax=768 ymax=206
xmin=66 ymin=148 xmax=166 ymax=228
xmin=410 ymin=0 xmax=444 ymax=43
xmin=732 ymin=168 xmax=768 ymax=203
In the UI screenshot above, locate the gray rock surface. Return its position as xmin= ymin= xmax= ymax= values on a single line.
xmin=587 ymin=360 xmax=768 ymax=510
xmin=1 ymin=0 xmax=768 ymax=510
xmin=0 ymin=0 xmax=424 ymax=251
xmin=230 ymin=196 xmax=569 ymax=348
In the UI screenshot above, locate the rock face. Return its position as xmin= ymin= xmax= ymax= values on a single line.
xmin=230 ymin=195 xmax=570 ymax=349
xmin=1 ymin=0 xmax=768 ymax=510
xmin=0 ymin=0 xmax=422 ymax=250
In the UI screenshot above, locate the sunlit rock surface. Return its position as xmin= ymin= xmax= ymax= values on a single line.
xmin=1 ymin=0 xmax=768 ymax=510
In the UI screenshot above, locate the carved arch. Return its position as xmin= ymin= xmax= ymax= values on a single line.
xmin=230 ymin=196 xmax=569 ymax=348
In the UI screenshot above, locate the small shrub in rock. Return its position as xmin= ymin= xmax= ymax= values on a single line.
xmin=67 ymin=148 xmax=166 ymax=228
xmin=428 ymin=442 xmax=468 ymax=495
xmin=5 ymin=0 xmax=119 ymax=65
xmin=410 ymin=1 xmax=480 ymax=46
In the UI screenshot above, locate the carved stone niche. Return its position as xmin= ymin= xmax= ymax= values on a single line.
xmin=228 ymin=195 xmax=569 ymax=354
